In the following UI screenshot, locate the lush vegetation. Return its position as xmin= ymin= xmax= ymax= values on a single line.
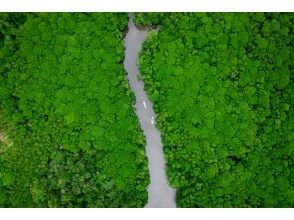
xmin=0 ymin=13 xmax=149 ymax=207
xmin=1 ymin=12 xmax=293 ymax=208
xmin=136 ymin=13 xmax=294 ymax=207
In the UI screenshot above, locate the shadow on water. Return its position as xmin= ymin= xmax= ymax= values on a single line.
xmin=123 ymin=12 xmax=176 ymax=208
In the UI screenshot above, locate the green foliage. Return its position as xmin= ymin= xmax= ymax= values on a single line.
xmin=134 ymin=13 xmax=167 ymax=27
xmin=0 ymin=13 xmax=149 ymax=207
xmin=137 ymin=12 xmax=294 ymax=207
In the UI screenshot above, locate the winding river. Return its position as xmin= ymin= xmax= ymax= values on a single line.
xmin=124 ymin=13 xmax=176 ymax=208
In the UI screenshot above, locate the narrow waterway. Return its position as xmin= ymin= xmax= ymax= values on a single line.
xmin=124 ymin=13 xmax=176 ymax=208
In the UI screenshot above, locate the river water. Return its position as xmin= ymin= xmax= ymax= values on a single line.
xmin=124 ymin=13 xmax=176 ymax=208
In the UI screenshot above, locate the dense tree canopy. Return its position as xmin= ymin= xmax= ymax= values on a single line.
xmin=0 ymin=13 xmax=149 ymax=207
xmin=136 ymin=12 xmax=293 ymax=207
xmin=1 ymin=12 xmax=293 ymax=208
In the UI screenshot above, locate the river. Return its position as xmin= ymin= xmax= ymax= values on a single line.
xmin=123 ymin=12 xmax=176 ymax=208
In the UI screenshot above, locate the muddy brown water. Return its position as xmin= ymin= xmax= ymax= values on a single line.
xmin=124 ymin=13 xmax=176 ymax=208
